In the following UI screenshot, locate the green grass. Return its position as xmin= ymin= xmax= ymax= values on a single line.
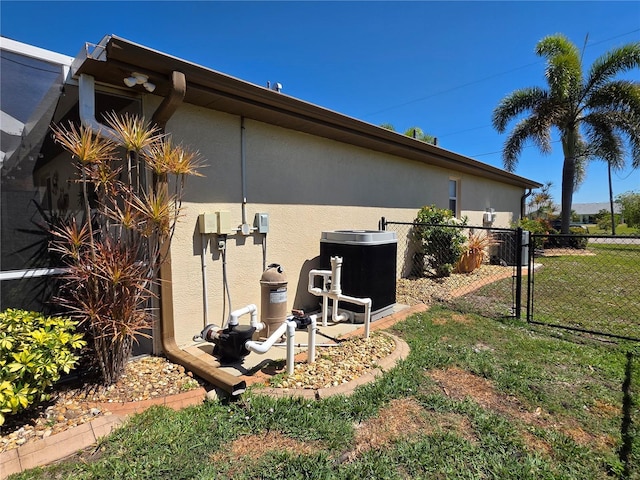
xmin=585 ymin=224 xmax=639 ymax=236
xmin=530 ymin=242 xmax=640 ymax=340
xmin=10 ymin=307 xmax=639 ymax=480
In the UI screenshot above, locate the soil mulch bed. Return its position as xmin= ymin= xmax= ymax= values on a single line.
xmin=1 ymin=356 xmax=202 ymax=452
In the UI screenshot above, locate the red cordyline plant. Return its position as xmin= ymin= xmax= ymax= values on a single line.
xmin=50 ymin=113 xmax=204 ymax=384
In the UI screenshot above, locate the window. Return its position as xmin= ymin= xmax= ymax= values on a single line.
xmin=448 ymin=179 xmax=459 ymax=216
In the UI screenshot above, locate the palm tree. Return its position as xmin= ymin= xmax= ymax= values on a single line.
xmin=493 ymin=34 xmax=640 ymax=233
xmin=380 ymin=124 xmax=437 ymax=144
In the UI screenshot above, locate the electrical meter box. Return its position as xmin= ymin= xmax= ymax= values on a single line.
xmin=198 ymin=213 xmax=217 ymax=234
xmin=254 ymin=212 xmax=269 ymax=233
xmin=216 ymin=211 xmax=232 ymax=234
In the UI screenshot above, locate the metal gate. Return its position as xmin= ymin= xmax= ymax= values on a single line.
xmin=527 ymin=233 xmax=640 ymax=343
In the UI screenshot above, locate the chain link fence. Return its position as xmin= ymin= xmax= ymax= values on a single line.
xmin=384 ymin=219 xmax=640 ymax=342
xmin=528 ymin=234 xmax=640 ymax=342
xmin=383 ymin=220 xmax=522 ymax=320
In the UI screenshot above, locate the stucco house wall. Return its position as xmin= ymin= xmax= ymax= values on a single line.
xmin=1 ymin=35 xmax=539 ymax=358
xmin=159 ymin=103 xmax=525 ymax=345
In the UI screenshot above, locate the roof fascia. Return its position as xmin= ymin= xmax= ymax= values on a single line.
xmin=71 ymin=35 xmax=542 ymax=190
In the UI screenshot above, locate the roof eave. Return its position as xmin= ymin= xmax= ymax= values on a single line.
xmin=71 ymin=34 xmax=541 ymax=190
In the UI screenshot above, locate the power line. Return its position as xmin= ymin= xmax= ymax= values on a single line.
xmin=363 ymin=28 xmax=640 ymax=128
xmin=472 ymin=139 xmax=562 ymax=159
xmin=364 ymin=61 xmax=540 ymax=118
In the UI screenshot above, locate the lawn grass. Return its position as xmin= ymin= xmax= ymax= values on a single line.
xmin=586 ymin=224 xmax=639 ymax=236
xmin=530 ymin=242 xmax=640 ymax=340
xmin=11 ymin=306 xmax=638 ymax=480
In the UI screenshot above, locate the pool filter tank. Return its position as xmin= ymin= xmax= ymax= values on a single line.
xmin=260 ymin=264 xmax=288 ymax=339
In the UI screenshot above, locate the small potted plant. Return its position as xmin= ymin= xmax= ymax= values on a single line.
xmin=455 ymin=231 xmax=496 ymax=273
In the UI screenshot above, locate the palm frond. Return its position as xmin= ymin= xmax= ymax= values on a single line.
xmin=492 ymin=87 xmax=548 ymax=132
xmin=586 ymin=42 xmax=640 ymax=93
xmin=585 ymin=80 xmax=640 ymax=113
xmin=535 ymin=34 xmax=580 ymax=60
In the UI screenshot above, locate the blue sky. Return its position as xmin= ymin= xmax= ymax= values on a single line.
xmin=2 ymin=1 xmax=639 ymax=205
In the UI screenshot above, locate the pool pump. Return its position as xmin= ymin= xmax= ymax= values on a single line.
xmin=200 ymin=323 xmax=256 ymax=363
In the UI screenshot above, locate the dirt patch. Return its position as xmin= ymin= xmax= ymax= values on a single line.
xmin=225 ymin=431 xmax=321 ymax=459
xmin=433 ymin=313 xmax=475 ymax=326
xmin=213 ymin=431 xmax=323 ymax=477
xmin=591 ymin=400 xmax=620 ymax=418
xmin=338 ymin=398 xmax=476 ymax=463
xmin=541 ymin=248 xmax=596 ymax=257
xmin=427 ymin=367 xmax=613 ymax=449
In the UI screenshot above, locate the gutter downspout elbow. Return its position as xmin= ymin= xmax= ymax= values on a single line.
xmin=521 ymin=188 xmax=533 ymax=220
xmin=151 ymin=71 xmax=186 ymax=130
xmin=151 ymin=71 xmax=245 ymax=396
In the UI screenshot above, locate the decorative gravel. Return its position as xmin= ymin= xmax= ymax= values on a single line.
xmin=2 ymin=265 xmax=515 ymax=454
xmin=396 ymin=264 xmax=511 ymax=306
xmin=268 ymin=333 xmax=396 ymax=389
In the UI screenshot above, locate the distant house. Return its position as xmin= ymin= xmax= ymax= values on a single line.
xmin=1 ymin=35 xmax=541 ymax=390
xmin=572 ymin=202 xmax=622 ymax=224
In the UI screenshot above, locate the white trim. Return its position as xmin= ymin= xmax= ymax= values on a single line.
xmin=0 ymin=268 xmax=67 ymax=281
xmin=0 ymin=36 xmax=74 ymax=65
xmin=0 ymin=111 xmax=24 ymax=136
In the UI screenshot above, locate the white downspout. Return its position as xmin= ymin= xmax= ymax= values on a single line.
xmin=78 ymin=74 xmax=119 ymax=141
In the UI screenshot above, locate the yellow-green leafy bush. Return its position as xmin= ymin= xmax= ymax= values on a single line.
xmin=0 ymin=309 xmax=85 ymax=425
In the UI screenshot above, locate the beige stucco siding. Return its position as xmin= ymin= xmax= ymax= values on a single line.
xmin=163 ymin=105 xmax=524 ymax=346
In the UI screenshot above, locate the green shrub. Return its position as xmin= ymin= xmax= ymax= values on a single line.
xmin=0 ymin=309 xmax=85 ymax=425
xmin=544 ymin=227 xmax=589 ymax=249
xmin=414 ymin=205 xmax=467 ymax=277
xmin=512 ymin=218 xmax=551 ymax=249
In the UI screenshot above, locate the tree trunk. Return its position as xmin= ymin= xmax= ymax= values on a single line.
xmin=560 ymin=131 xmax=578 ymax=234
xmin=608 ymin=162 xmax=616 ymax=236
xmin=560 ymin=157 xmax=575 ymax=234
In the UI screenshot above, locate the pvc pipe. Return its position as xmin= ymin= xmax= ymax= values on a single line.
xmin=273 ymin=343 xmax=337 ymax=348
xmin=330 ymin=257 xmax=343 ymax=295
xmin=307 ymin=259 xmax=369 ymax=328
xmin=245 ymin=320 xmax=288 ymax=354
xmin=286 ymin=321 xmax=296 ymax=375
xmin=307 ymin=315 xmax=317 ymax=364
xmin=201 ymin=233 xmax=209 ymax=328
xmin=229 ymin=304 xmax=258 ymax=328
